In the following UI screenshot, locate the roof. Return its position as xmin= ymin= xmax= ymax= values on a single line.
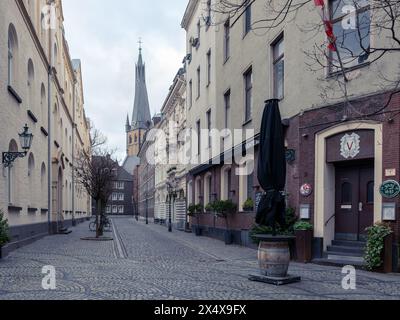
xmin=131 ymin=48 xmax=152 ymax=130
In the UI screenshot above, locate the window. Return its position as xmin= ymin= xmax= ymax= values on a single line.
xmin=207 ymin=50 xmax=211 ymax=85
xmin=40 ymin=84 xmax=46 ymax=122
xmin=112 ymin=206 xmax=118 ymax=214
xmin=329 ymin=0 xmax=370 ymax=71
xmin=118 ymin=193 xmax=124 ymax=201
xmin=196 ymin=120 xmax=201 ymax=155
xmin=224 ymin=90 xmax=231 ymax=129
xmin=197 ymin=67 xmax=201 ymax=99
xmin=341 ymin=182 xmax=352 ymax=204
xmin=112 ymin=193 xmax=118 ymax=201
xmin=118 ymin=206 xmax=124 ymax=214
xmin=208 ymin=175 xmax=212 ymax=203
xmin=367 ymin=181 xmax=374 ymax=204
xmin=106 ymin=206 xmax=111 ymax=214
xmin=27 ymin=59 xmax=35 ymax=109
xmin=206 ymin=110 xmax=211 ymax=148
xmin=247 ymin=173 xmax=254 ymax=200
xmin=272 ymin=35 xmax=284 ymax=99
xmin=224 ymin=19 xmax=230 ymax=61
xmin=8 ymin=24 xmax=18 ymax=87
xmin=197 ymin=20 xmax=201 ymax=43
xmin=189 ymin=80 xmax=193 ymax=108
xmin=244 ymin=68 xmax=253 ymax=122
xmin=244 ymin=4 xmax=252 ymax=35
xmin=206 ymin=0 xmax=212 ymax=27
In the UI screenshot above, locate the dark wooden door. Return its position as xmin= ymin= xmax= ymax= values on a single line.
xmin=335 ymin=163 xmax=374 ymax=241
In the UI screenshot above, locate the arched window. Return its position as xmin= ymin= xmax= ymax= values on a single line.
xmin=40 ymin=163 xmax=46 ymax=208
xmin=28 ymin=153 xmax=35 ymax=205
xmin=28 ymin=153 xmax=35 ymax=177
xmin=8 ymin=140 xmax=19 ymax=204
xmin=40 ymin=83 xmax=46 ymax=123
xmin=8 ymin=24 xmax=19 ymax=86
xmin=27 ymin=59 xmax=35 ymax=109
xmin=204 ymin=174 xmax=212 ymax=205
xmin=53 ymin=42 xmax=58 ymax=67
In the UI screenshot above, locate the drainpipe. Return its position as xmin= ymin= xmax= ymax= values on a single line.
xmin=47 ymin=9 xmax=54 ymax=235
xmin=72 ymin=78 xmax=76 ymax=226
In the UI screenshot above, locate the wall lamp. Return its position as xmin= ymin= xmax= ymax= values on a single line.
xmin=2 ymin=124 xmax=34 ymax=168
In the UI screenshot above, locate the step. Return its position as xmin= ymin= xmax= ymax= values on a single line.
xmin=327 ymin=253 xmax=364 ymax=263
xmin=332 ymin=240 xmax=366 ymax=248
xmin=313 ymin=258 xmax=366 ymax=269
xmin=327 ymin=245 xmax=365 ymax=255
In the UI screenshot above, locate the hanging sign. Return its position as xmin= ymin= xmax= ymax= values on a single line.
xmin=300 ymin=184 xmax=313 ymax=197
xmin=380 ymin=180 xmax=400 ymax=199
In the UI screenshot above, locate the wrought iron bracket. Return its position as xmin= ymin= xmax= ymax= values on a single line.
xmin=2 ymin=151 xmax=27 ymax=168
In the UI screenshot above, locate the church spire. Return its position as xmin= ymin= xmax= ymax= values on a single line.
xmin=131 ymin=42 xmax=151 ymax=130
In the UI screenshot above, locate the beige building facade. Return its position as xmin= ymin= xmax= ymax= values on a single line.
xmin=154 ymin=68 xmax=188 ymax=230
xmin=0 ymin=0 xmax=91 ymax=254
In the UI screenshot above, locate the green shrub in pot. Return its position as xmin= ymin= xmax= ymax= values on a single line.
xmin=365 ymin=222 xmax=393 ymax=271
xmin=0 ymin=210 xmax=10 ymax=252
xmin=294 ymin=221 xmax=313 ymax=231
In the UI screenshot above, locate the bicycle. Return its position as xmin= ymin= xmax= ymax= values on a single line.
xmin=89 ymin=215 xmax=112 ymax=232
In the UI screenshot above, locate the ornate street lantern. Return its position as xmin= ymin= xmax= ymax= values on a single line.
xmin=2 ymin=124 xmax=34 ymax=168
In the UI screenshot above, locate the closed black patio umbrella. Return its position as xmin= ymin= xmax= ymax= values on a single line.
xmin=256 ymin=99 xmax=286 ymax=234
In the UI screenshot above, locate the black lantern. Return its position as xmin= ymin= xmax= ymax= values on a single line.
xmin=19 ymin=124 xmax=34 ymax=151
xmin=2 ymin=124 xmax=34 ymax=168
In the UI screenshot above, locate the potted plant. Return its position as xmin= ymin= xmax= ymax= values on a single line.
xmin=214 ymin=200 xmax=237 ymax=245
xmin=242 ymin=198 xmax=254 ymax=212
xmin=0 ymin=210 xmax=10 ymax=259
xmin=188 ymin=204 xmax=203 ymax=236
xmin=205 ymin=203 xmax=214 ymax=213
xmin=294 ymin=221 xmax=313 ymax=263
xmin=365 ymin=222 xmax=393 ymax=273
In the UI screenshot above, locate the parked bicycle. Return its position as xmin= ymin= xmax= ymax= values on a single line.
xmin=89 ymin=215 xmax=112 ymax=232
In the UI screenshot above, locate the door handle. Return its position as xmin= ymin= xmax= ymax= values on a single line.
xmin=359 ymin=202 xmax=363 ymax=212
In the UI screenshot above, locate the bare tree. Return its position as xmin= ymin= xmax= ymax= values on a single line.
xmin=209 ymin=0 xmax=400 ymax=123
xmin=74 ymin=125 xmax=118 ymax=238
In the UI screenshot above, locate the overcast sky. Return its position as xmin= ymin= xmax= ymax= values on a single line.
xmin=62 ymin=0 xmax=187 ymax=162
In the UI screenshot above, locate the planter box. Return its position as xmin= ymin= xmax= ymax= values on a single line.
xmin=194 ymin=226 xmax=202 ymax=237
xmin=295 ymin=230 xmax=313 ymax=263
xmin=224 ymin=231 xmax=233 ymax=245
xmin=382 ymin=233 xmax=393 ymax=273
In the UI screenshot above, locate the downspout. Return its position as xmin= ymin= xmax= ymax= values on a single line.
xmin=47 ymin=8 xmax=54 ymax=235
xmin=72 ymin=78 xmax=76 ymax=225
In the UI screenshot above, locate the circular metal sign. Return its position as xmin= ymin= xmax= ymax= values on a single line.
xmin=300 ymin=183 xmax=313 ymax=197
xmin=380 ymin=180 xmax=400 ymax=199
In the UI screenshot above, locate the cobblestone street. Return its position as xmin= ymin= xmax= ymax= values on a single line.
xmin=0 ymin=217 xmax=399 ymax=300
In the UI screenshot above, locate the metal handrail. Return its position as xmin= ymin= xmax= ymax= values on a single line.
xmin=325 ymin=213 xmax=336 ymax=227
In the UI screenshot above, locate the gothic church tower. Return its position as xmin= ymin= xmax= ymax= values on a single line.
xmin=126 ymin=45 xmax=152 ymax=157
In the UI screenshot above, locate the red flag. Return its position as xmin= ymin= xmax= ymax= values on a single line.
xmin=314 ymin=0 xmax=324 ymax=6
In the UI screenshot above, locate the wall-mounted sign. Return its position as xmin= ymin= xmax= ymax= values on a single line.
xmin=300 ymin=184 xmax=313 ymax=197
xmin=300 ymin=204 xmax=311 ymax=220
xmin=380 ymin=180 xmax=400 ymax=199
xmin=340 ymin=133 xmax=361 ymax=159
xmin=382 ymin=203 xmax=396 ymax=221
xmin=385 ymin=169 xmax=397 ymax=177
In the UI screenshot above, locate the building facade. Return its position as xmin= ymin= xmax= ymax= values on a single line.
xmin=91 ymin=161 xmax=134 ymax=217
xmin=0 ymin=0 xmax=91 ymax=255
xmin=154 ymin=67 xmax=188 ymax=230
xmin=181 ymin=0 xmax=400 ymax=267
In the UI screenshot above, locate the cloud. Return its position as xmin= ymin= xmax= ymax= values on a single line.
xmin=62 ymin=0 xmax=187 ymax=162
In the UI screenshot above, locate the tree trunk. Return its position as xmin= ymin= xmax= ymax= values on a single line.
xmin=96 ymin=199 xmax=103 ymax=238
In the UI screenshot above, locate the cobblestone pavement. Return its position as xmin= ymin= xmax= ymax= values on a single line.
xmin=0 ymin=216 xmax=399 ymax=300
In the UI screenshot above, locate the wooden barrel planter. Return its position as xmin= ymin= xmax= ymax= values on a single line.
xmin=255 ymin=235 xmax=295 ymax=278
